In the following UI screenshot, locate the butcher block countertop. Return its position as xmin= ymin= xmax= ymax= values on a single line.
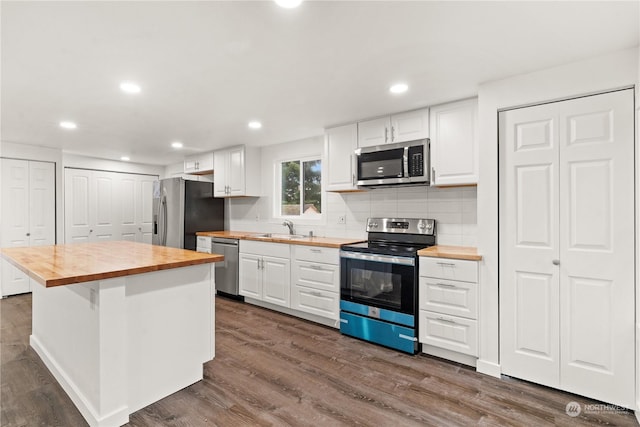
xmin=197 ymin=230 xmax=364 ymax=249
xmin=417 ymin=245 xmax=482 ymax=261
xmin=0 ymin=241 xmax=223 ymax=288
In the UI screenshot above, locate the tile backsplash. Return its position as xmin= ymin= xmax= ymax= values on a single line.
xmin=228 ymin=185 xmax=477 ymax=247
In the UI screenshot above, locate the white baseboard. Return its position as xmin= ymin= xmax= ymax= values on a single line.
xmin=476 ymin=358 xmax=502 ymax=378
xmin=30 ymin=334 xmax=129 ymax=427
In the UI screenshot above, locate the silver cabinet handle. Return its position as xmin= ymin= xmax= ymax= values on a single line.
xmin=89 ymin=229 xmax=94 ymax=233
xmin=431 ymin=166 xmax=436 ymax=183
xmin=309 ymin=291 xmax=323 ymax=297
xmin=552 ymin=259 xmax=560 ymax=265
xmin=309 ymin=265 xmax=327 ymax=271
xmin=352 ymin=173 xmax=356 ymax=186
xmin=436 ymin=262 xmax=456 ymax=267
xmin=384 ymin=127 xmax=388 ymax=143
xmin=437 ymin=317 xmax=457 ymax=324
xmin=310 ymin=249 xmax=322 ymax=253
xmin=26 ymin=232 xmax=31 ymax=236
xmin=391 ymin=126 xmax=395 ymax=142
xmin=436 ymin=283 xmax=457 ymax=288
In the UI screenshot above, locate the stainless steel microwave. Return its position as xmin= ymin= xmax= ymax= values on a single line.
xmin=355 ymin=139 xmax=430 ymax=187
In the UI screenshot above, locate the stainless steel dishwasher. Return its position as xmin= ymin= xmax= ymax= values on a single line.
xmin=211 ymin=237 xmax=242 ymax=300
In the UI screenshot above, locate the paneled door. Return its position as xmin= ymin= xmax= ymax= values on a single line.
xmin=138 ymin=176 xmax=155 ymax=244
xmin=500 ymin=89 xmax=635 ymax=408
xmin=1 ymin=159 xmax=55 ymax=296
xmin=500 ymin=102 xmax=561 ymax=388
xmin=65 ymin=168 xmax=93 ymax=243
xmin=119 ymin=175 xmax=138 ymax=241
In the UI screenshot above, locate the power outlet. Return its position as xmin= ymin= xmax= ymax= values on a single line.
xmin=337 ymin=215 xmax=346 ymax=224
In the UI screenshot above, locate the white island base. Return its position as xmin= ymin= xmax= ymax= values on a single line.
xmin=29 ymin=263 xmax=215 ymax=427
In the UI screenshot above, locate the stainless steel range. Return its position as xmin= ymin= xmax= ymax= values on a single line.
xmin=339 ymin=217 xmax=436 ymax=354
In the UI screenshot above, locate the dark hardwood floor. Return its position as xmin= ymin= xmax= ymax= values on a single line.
xmin=1 ymin=293 xmax=638 ymax=426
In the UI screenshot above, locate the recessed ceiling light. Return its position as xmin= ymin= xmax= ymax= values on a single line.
xmin=59 ymin=121 xmax=77 ymax=129
xmin=171 ymin=141 xmax=184 ymax=149
xmin=248 ymin=121 xmax=262 ymax=129
xmin=120 ymin=156 xmax=130 ymax=161
xmin=389 ymin=83 xmax=409 ymax=94
xmin=120 ymin=81 xmax=141 ymax=94
xmin=275 ymin=0 xmax=302 ymax=8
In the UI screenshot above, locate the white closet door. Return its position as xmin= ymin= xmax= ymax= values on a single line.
xmin=119 ymin=175 xmax=138 ymax=241
xmin=93 ymin=171 xmax=119 ymax=241
xmin=500 ymin=89 xmax=635 ymax=408
xmin=138 ymin=176 xmax=155 ymax=244
xmin=28 ymin=161 xmax=55 ymax=246
xmin=558 ymin=90 xmax=634 ymax=407
xmin=65 ymin=168 xmax=93 ymax=243
xmin=1 ymin=159 xmax=31 ymax=295
xmin=500 ymin=102 xmax=561 ymax=388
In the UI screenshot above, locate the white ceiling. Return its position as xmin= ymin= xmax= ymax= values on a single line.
xmin=2 ymin=1 xmax=638 ymax=166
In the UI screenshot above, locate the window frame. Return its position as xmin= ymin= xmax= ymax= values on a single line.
xmin=274 ymin=155 xmax=323 ymax=221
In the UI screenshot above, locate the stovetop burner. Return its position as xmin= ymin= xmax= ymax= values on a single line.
xmin=341 ymin=217 xmax=436 ymax=257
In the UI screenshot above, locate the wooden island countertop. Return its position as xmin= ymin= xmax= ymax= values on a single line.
xmin=0 ymin=241 xmax=223 ymax=288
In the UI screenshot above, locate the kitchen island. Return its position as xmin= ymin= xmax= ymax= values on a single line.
xmin=0 ymin=241 xmax=223 ymax=427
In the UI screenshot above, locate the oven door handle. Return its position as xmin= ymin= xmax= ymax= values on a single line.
xmin=340 ymin=251 xmax=415 ymax=266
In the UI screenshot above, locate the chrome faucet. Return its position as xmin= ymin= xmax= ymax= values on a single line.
xmin=282 ymin=220 xmax=294 ymax=235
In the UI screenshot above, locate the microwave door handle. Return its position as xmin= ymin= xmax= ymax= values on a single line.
xmin=403 ymin=147 xmax=409 ymax=178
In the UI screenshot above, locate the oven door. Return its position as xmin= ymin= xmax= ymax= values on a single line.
xmin=340 ymin=251 xmax=416 ymax=316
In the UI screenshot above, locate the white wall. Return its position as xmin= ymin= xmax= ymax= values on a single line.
xmin=476 ymin=47 xmax=638 ymax=378
xmin=228 ymin=136 xmax=478 ymax=244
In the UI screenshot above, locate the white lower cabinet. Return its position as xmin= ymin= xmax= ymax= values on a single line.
xmin=239 ymin=241 xmax=291 ymax=308
xmin=239 ymin=241 xmax=341 ymax=325
xmin=419 ymin=257 xmax=479 ymax=364
xmin=291 ymin=246 xmax=340 ymax=321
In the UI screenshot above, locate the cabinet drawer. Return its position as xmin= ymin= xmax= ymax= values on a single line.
xmin=419 ymin=257 xmax=478 ymax=283
xmin=291 ymin=286 xmax=339 ymax=320
xmin=292 ymin=245 xmax=339 ymax=265
xmin=292 ymin=261 xmax=339 ymax=293
xmin=196 ymin=236 xmax=211 ymax=248
xmin=419 ymin=310 xmax=478 ymax=356
xmin=419 ymin=277 xmax=477 ymax=319
xmin=240 ymin=240 xmax=290 ymax=258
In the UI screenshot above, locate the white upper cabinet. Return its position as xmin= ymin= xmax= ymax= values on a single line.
xmin=429 ymin=98 xmax=478 ymax=186
xmin=184 ymin=152 xmax=214 ymax=174
xmin=213 ymin=145 xmax=260 ymax=198
xmin=357 ymin=108 xmax=429 ymax=148
xmin=325 ymin=123 xmax=359 ymax=192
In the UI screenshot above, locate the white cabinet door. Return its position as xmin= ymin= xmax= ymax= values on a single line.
xmin=184 ymin=152 xmax=213 ymax=174
xmin=213 ymin=150 xmax=227 ymax=197
xmin=325 ymin=124 xmax=358 ymax=191
xmin=239 ymin=253 xmax=261 ymax=299
xmin=430 ymin=98 xmax=478 ymax=186
xmin=262 ymin=256 xmax=290 ymax=308
xmin=500 ymin=89 xmax=634 ymax=408
xmin=391 ymin=108 xmax=429 ymax=143
xmin=357 ymin=117 xmax=390 ymax=147
xmin=227 ymin=146 xmax=245 ymax=196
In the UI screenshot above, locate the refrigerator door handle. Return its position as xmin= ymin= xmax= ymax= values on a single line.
xmin=161 ymin=195 xmax=168 ymax=246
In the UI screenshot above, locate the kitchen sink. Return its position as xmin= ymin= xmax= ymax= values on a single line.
xmin=253 ymin=233 xmax=309 ymax=240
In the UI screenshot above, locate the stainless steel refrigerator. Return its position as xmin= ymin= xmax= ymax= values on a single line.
xmin=152 ymin=178 xmax=224 ymax=250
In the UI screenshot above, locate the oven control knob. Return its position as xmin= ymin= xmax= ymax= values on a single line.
xmin=369 ymin=222 xmax=378 ymax=228
xmin=418 ymin=222 xmax=426 ymax=229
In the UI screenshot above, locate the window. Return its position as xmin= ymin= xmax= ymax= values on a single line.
xmin=279 ymin=158 xmax=322 ymax=218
